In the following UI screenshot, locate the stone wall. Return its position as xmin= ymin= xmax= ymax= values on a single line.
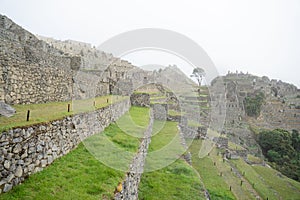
xmin=0 ymin=15 xmax=138 ymax=105
xmin=213 ymin=137 xmax=229 ymax=149
xmin=152 ymin=104 xmax=168 ymax=120
xmin=0 ymin=99 xmax=130 ymax=193
xmin=130 ymin=93 xmax=150 ymax=107
xmin=0 ymin=14 xmax=79 ymax=104
xmin=115 ymin=109 xmax=154 ymax=200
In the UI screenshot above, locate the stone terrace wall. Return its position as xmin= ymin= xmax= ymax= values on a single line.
xmin=0 ymin=14 xmax=79 ymax=104
xmin=115 ymin=110 xmax=154 ymax=200
xmin=0 ymin=99 xmax=130 ymax=193
xmin=130 ymin=93 xmax=150 ymax=107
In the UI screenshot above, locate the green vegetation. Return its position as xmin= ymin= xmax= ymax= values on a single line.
xmin=139 ymin=121 xmax=205 ymax=199
xmin=0 ymin=95 xmax=128 ymax=133
xmin=246 ymin=154 xmax=262 ymax=164
xmin=188 ymin=120 xmax=202 ymax=128
xmin=0 ymin=143 xmax=124 ymax=200
xmin=88 ymin=106 xmax=149 ymax=153
xmin=188 ymin=140 xmax=236 ymax=200
xmin=231 ymin=158 xmax=300 ymax=199
xmin=139 ymin=160 xmax=205 ymax=200
xmin=149 ymin=121 xmax=181 ymax=152
xmin=244 ymin=92 xmax=264 ymax=117
xmin=0 ymin=106 xmax=149 ymax=200
xmin=228 ymin=141 xmax=245 ymax=151
xmin=168 ymin=109 xmax=183 ymax=117
xmin=257 ymin=129 xmax=300 ymax=181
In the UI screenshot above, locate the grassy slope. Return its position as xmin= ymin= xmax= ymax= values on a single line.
xmin=0 ymin=143 xmax=123 ymax=200
xmin=190 ymin=139 xmax=300 ymax=200
xmin=0 ymin=106 xmax=148 ymax=200
xmin=139 ymin=121 xmax=205 ymax=200
xmin=189 ymin=140 xmax=236 ymax=200
xmin=231 ymin=159 xmax=300 ymax=200
xmin=0 ymin=95 xmax=128 ymax=132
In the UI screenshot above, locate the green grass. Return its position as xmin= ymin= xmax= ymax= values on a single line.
xmin=145 ymin=121 xmax=185 ymax=172
xmin=253 ymin=166 xmax=300 ymax=199
xmin=231 ymin=158 xmax=300 ymax=200
xmin=0 ymin=143 xmax=124 ymax=200
xmin=83 ymin=107 xmax=150 ymax=171
xmin=189 ymin=140 xmax=236 ymax=200
xmin=168 ymin=109 xmax=183 ymax=117
xmin=228 ymin=141 xmax=245 ymax=151
xmin=187 ymin=120 xmax=202 ymax=128
xmin=0 ymin=106 xmax=150 ymax=200
xmin=139 ymin=159 xmax=205 ymax=200
xmin=150 ymin=96 xmax=166 ymax=100
xmin=246 ymin=154 xmax=263 ymax=164
xmin=113 ymin=106 xmax=150 ymax=138
xmin=139 ymin=121 xmax=205 ymax=199
xmin=0 ymin=95 xmax=128 ymax=133
xmin=148 ymin=121 xmax=181 ymax=152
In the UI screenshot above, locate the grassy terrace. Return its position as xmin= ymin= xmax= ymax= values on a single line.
xmin=139 ymin=121 xmax=205 ymax=200
xmin=189 ymin=140 xmax=236 ymax=200
xmin=168 ymin=109 xmax=183 ymax=117
xmin=231 ymin=158 xmax=300 ymax=200
xmin=189 ymin=139 xmax=300 ymax=200
xmin=0 ymin=95 xmax=128 ymax=133
xmin=0 ymin=106 xmax=149 ymax=200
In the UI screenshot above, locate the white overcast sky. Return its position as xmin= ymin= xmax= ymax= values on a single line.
xmin=0 ymin=0 xmax=299 ymax=87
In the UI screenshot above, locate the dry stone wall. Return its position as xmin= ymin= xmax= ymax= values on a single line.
xmin=115 ymin=109 xmax=154 ymax=200
xmin=0 ymin=15 xmax=140 ymax=105
xmin=0 ymin=14 xmax=79 ymax=104
xmin=130 ymin=93 xmax=150 ymax=107
xmin=0 ymin=99 xmax=130 ymax=194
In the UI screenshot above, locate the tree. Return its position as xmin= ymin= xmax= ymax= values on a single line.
xmin=190 ymin=67 xmax=205 ymax=86
xmin=244 ymin=92 xmax=265 ymax=117
xmin=258 ymin=129 xmax=300 ymax=181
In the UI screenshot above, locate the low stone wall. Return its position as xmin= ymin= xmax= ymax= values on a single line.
xmin=178 ymin=126 xmax=192 ymax=164
xmin=115 ymin=109 xmax=154 ymax=200
xmin=130 ymin=93 xmax=150 ymax=107
xmin=0 ymin=99 xmax=130 ymax=193
xmin=213 ymin=137 xmax=229 ymax=149
xmin=152 ymin=104 xmax=168 ymax=120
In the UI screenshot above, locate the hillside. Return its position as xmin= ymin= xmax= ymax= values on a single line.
xmin=0 ymin=14 xmax=300 ymax=199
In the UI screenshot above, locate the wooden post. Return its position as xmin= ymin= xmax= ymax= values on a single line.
xmin=240 ymin=180 xmax=243 ymax=186
xmin=220 ymin=172 xmax=223 ymax=177
xmin=93 ymin=101 xmax=96 ymax=107
xmin=107 ymin=98 xmax=109 ymax=103
xmin=231 ymin=168 xmax=233 ymax=172
xmin=229 ymin=186 xmax=232 ymax=191
xmin=68 ymin=104 xmax=70 ymax=112
xmin=26 ymin=110 xmax=30 ymax=121
xmin=214 ymin=162 xmax=216 ymax=166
